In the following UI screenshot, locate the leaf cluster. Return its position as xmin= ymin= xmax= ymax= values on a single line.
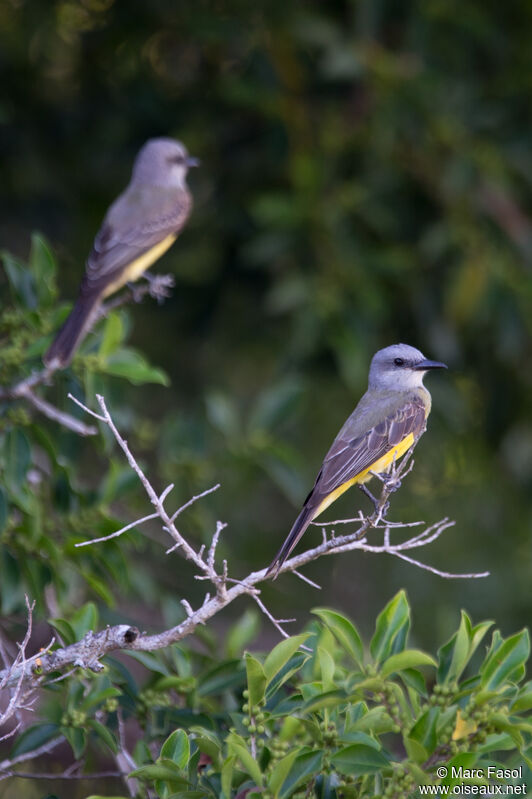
xmin=11 ymin=592 xmax=530 ymax=798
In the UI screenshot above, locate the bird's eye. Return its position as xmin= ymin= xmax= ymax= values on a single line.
xmin=169 ymin=154 xmax=185 ymax=165
xmin=394 ymin=357 xmax=404 ymax=366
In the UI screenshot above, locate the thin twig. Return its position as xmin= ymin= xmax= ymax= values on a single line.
xmin=75 ymin=512 xmax=159 ymax=547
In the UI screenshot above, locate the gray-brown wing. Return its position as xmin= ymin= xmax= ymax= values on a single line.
xmin=81 ymin=189 xmax=191 ymax=295
xmin=311 ymin=396 xmax=427 ymax=500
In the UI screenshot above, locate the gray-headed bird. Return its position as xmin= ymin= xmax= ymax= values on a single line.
xmin=44 ymin=137 xmax=198 ymax=368
xmin=267 ymin=343 xmax=447 ymax=576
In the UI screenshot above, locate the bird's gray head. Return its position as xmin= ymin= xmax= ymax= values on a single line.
xmin=368 ymin=343 xmax=447 ymax=391
xmin=131 ymin=137 xmax=199 ymax=188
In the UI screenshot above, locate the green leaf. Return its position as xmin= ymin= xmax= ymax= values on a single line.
xmin=70 ymin=601 xmax=99 ymax=638
xmin=330 ymin=743 xmax=389 ymax=776
xmin=125 ymin=650 xmax=170 ymax=675
xmin=480 ymin=629 xmax=530 ymax=691
xmin=226 ymin=733 xmax=263 ymax=786
xmin=99 ymin=313 xmax=125 ymax=357
xmin=405 ymin=707 xmax=439 ymax=762
xmin=161 ymin=729 xmax=190 ymax=769
xmin=380 ymin=649 xmax=437 ymax=678
xmin=29 ymin=233 xmax=57 ymax=304
xmin=276 ymin=748 xmax=323 ymax=798
xmin=268 ymin=748 xmax=299 ymax=795
xmin=301 ymin=689 xmax=346 ymax=713
xmin=62 ymin=726 xmax=87 ymax=759
xmin=130 ymin=760 xmax=189 ymax=786
xmin=318 ymin=646 xmax=336 ymax=691
xmin=264 ymin=633 xmax=311 ymax=681
xmin=2 ymin=250 xmax=37 ymax=307
xmin=312 ymin=608 xmax=364 ymax=667
xmin=221 ymin=754 xmax=235 ymax=798
xmin=348 ymin=706 xmax=397 ymax=735
xmin=266 ymin=652 xmax=309 ymax=698
xmin=226 ymin=609 xmax=260 ymax=658
xmin=10 ymin=724 xmax=59 ymax=757
xmin=88 ymin=720 xmax=118 ymax=753
xmin=48 ymin=618 xmax=76 ymax=646
xmin=245 ymin=653 xmax=267 ymax=706
xmin=81 ymin=685 xmax=121 ymax=711
xmin=188 ymin=728 xmax=221 ymax=763
xmin=511 ymin=681 xmax=532 ymax=712
xmin=437 ymin=612 xmax=493 ymax=684
xmin=370 ymin=590 xmax=410 ymax=664
xmin=101 ymin=348 xmax=169 ymax=386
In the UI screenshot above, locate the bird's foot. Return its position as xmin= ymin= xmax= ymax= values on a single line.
xmin=144 ymin=273 xmax=175 ymax=303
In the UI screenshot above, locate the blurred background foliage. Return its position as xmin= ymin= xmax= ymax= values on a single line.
xmin=1 ymin=0 xmax=532 ymax=695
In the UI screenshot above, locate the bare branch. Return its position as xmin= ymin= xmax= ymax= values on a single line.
xmin=253 ymin=596 xmax=295 ymax=640
xmin=75 ymin=512 xmax=159 ymax=548
xmin=0 ymin=394 xmax=487 ymax=695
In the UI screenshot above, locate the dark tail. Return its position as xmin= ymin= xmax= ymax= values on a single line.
xmin=266 ymin=505 xmax=314 ymax=578
xmin=44 ymin=292 xmax=101 ymax=368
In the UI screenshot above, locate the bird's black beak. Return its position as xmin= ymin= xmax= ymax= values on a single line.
xmin=414 ymin=358 xmax=448 ymax=371
xmin=186 ymin=156 xmax=200 ymax=168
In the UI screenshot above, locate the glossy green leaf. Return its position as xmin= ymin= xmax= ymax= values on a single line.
xmin=264 ymin=633 xmax=311 ymax=681
xmin=265 ymin=652 xmax=309 ymax=698
xmin=10 ymin=723 xmax=60 ymax=757
xmin=370 ymin=590 xmax=410 ymax=664
xmin=276 ymin=748 xmax=323 ymax=798
xmin=62 ymin=726 xmax=87 ymax=759
xmin=226 ymin=733 xmax=262 ymax=786
xmin=226 ymin=608 xmax=260 ymax=658
xmin=221 ymin=754 xmax=235 ymax=798
xmin=312 ymin=608 xmax=364 ymax=667
xmin=70 ymin=601 xmax=99 ymax=638
xmin=330 ymin=743 xmax=389 ymax=775
xmin=88 ymin=719 xmax=118 ymax=753
xmin=99 ymin=312 xmax=125 ymax=357
xmin=161 ymin=729 xmax=190 ymax=769
xmin=245 ymin=652 xmax=267 ymax=706
xmin=380 ymin=649 xmax=437 ymax=677
xmin=437 ymin=612 xmax=493 ymax=684
xmin=101 ymin=348 xmax=169 ymax=385
xmin=130 ymin=760 xmax=189 ymax=785
xmin=480 ymin=629 xmax=530 ymax=691
xmin=405 ymin=707 xmax=439 ymax=762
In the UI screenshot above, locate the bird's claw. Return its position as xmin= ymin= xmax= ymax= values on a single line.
xmin=144 ymin=273 xmax=175 ymax=303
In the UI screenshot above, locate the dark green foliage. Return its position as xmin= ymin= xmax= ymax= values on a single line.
xmin=11 ymin=593 xmax=531 ymax=798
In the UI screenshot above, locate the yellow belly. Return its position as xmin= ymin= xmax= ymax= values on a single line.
xmin=102 ymin=234 xmax=177 ymax=298
xmin=313 ymin=432 xmax=415 ymax=519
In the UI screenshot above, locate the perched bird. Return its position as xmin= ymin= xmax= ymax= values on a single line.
xmin=44 ymin=137 xmax=198 ymax=368
xmin=267 ymin=343 xmax=447 ymax=576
